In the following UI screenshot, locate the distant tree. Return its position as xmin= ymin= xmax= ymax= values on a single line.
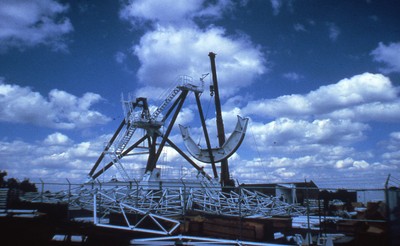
xmin=0 ymin=170 xmax=7 ymax=187
xmin=0 ymin=171 xmax=38 ymax=192
xmin=20 ymin=178 xmax=38 ymax=192
xmin=7 ymin=178 xmax=19 ymax=189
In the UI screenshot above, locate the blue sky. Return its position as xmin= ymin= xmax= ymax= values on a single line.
xmin=0 ymin=0 xmax=399 ymax=188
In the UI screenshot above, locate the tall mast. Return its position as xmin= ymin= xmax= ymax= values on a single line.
xmin=208 ymin=52 xmax=233 ymax=186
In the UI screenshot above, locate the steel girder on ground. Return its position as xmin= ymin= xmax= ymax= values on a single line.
xmin=22 ymin=179 xmax=307 ymax=220
xmin=20 ymin=179 xmax=306 ymax=235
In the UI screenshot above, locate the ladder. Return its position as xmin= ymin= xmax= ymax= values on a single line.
xmin=109 ymin=152 xmax=131 ymax=181
xmin=115 ymin=125 xmax=136 ymax=154
xmin=150 ymin=87 xmax=181 ymax=121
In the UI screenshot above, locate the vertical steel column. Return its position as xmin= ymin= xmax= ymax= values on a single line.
xmin=208 ymin=52 xmax=232 ymax=186
xmin=145 ymin=134 xmax=158 ymax=173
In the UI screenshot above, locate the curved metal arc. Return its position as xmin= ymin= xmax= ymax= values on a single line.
xmin=179 ymin=115 xmax=249 ymax=163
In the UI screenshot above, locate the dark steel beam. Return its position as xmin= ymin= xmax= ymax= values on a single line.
xmin=91 ymin=135 xmax=148 ymax=180
xmin=209 ymin=52 xmax=232 ymax=186
xmin=165 ymin=138 xmax=212 ymax=181
xmin=195 ymin=92 xmax=218 ymax=178
xmin=147 ymin=90 xmax=189 ymax=172
xmin=89 ymin=119 xmax=126 ymax=177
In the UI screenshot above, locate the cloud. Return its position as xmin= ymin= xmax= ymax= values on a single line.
xmin=269 ymin=0 xmax=293 ymax=16
xmin=270 ymin=0 xmax=283 ymax=15
xmin=230 ymin=155 xmax=384 ymax=188
xmin=0 ymin=79 xmax=110 ymax=129
xmin=351 ymin=160 xmax=370 ymax=169
xmin=283 ymin=72 xmax=303 ymax=81
xmin=0 ymin=0 xmax=73 ymax=52
xmin=335 ymin=158 xmax=371 ymax=170
xmin=274 ymin=167 xmax=295 ymax=178
xmin=132 ymin=26 xmax=266 ymax=98
xmin=309 ymin=73 xmax=397 ymax=111
xmin=335 ymin=157 xmax=355 ymax=169
xmin=43 ymin=132 xmax=72 ymax=145
xmin=244 ymin=73 xmax=399 ymax=122
xmin=327 ymin=22 xmax=340 ymax=42
xmin=381 ymin=131 xmax=400 ymax=164
xmin=176 ymin=107 xmax=195 ymax=126
xmin=293 ymin=23 xmax=306 ymax=32
xmin=120 ymin=1 xmax=266 ymax=99
xmin=248 ymin=118 xmax=368 ymax=152
xmin=115 ymin=51 xmax=127 ymax=64
xmin=0 ymin=133 xmax=110 ymax=181
xmin=229 ymin=151 xmax=393 ymax=187
xmin=326 ymin=100 xmax=400 ymax=123
xmin=234 ymin=72 xmax=400 ymax=185
xmin=371 ymin=42 xmax=400 ymax=74
xmin=120 ymin=0 xmax=234 ymax=27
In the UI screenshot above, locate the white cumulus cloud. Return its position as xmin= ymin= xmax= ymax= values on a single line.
xmin=0 ymin=0 xmax=73 ymax=52
xmin=248 ymin=118 xmax=368 ymax=151
xmin=43 ymin=132 xmax=72 ymax=145
xmin=119 ymin=0 xmax=267 ymax=99
xmin=244 ymin=73 xmax=399 ymax=122
xmin=0 ymin=79 xmax=110 ymax=129
xmin=371 ymin=42 xmax=400 ymax=74
xmin=0 ymin=134 xmax=111 ymax=181
xmin=132 ymin=26 xmax=266 ymax=98
xmin=120 ymin=0 xmax=234 ymax=27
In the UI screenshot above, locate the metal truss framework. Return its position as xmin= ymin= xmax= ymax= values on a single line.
xmin=24 ymin=178 xmax=306 ymax=236
xmin=130 ymin=234 xmax=288 ymax=246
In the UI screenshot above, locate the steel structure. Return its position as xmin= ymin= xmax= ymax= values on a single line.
xmin=25 ymin=178 xmax=307 ymax=235
xmin=88 ymin=53 xmax=249 ymax=186
xmin=88 ymin=75 xmax=210 ymax=182
xmin=22 ymin=53 xmax=308 ymax=243
xmin=130 ymin=234 xmax=290 ymax=245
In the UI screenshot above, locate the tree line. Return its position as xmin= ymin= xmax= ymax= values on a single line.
xmin=0 ymin=170 xmax=37 ymax=192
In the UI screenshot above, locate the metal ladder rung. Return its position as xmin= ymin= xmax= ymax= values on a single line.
xmin=151 ymin=87 xmax=180 ymax=120
xmin=116 ymin=126 xmax=136 ymax=153
xmin=110 ymin=152 xmax=130 ymax=181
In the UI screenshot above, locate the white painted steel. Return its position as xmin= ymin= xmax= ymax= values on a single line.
xmin=179 ymin=115 xmax=249 ymax=163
